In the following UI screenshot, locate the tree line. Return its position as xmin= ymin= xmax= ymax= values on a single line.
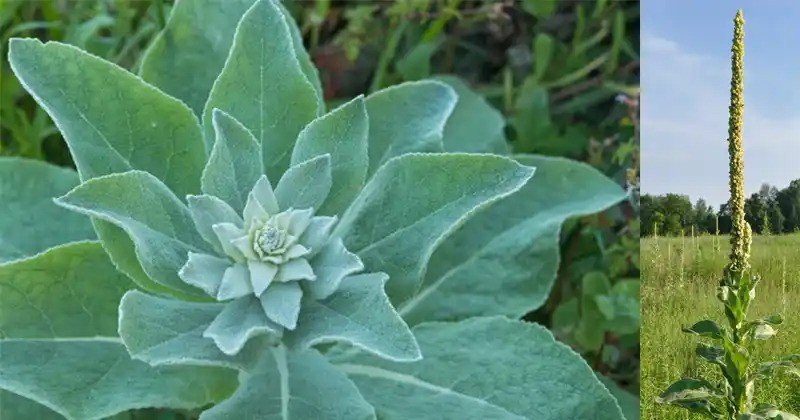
xmin=641 ymin=181 xmax=800 ymax=236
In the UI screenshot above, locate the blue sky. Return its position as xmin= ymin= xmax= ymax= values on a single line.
xmin=642 ymin=1 xmax=800 ymax=207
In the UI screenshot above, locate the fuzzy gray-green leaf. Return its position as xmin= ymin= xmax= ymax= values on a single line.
xmin=8 ymin=38 xmax=205 ymax=198
xmin=275 ymin=154 xmax=332 ymax=211
xmin=200 ymin=346 xmax=375 ymax=420
xmin=0 ymin=242 xmax=238 ymax=420
xmin=0 ymin=340 xmax=237 ymax=420
xmin=0 ymin=158 xmax=94 ymax=263
xmin=434 ymin=75 xmax=509 ymax=154
xmin=119 ymin=290 xmax=262 ymax=369
xmin=139 ymin=0 xmax=256 ymax=116
xmin=203 ymin=109 xmax=264 ymax=213
xmin=0 ymin=241 xmax=131 ymax=339
xmin=401 ymin=155 xmax=625 ymax=325
xmin=332 ymin=317 xmax=624 ymax=419
xmin=202 ymin=0 xmax=320 ymax=180
xmin=334 ymin=153 xmax=534 ymax=304
xmin=56 ymin=171 xmax=211 ymax=296
xmin=286 ymin=273 xmax=419 ymax=362
xmin=292 ymin=96 xmax=369 ymax=215
xmin=363 ymin=81 xmax=457 ymax=175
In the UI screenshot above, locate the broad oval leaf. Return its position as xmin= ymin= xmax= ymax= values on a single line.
xmin=292 ymin=96 xmax=369 ymax=215
xmin=363 ymin=81 xmax=457 ymax=175
xmin=333 ymin=153 xmax=535 ymax=304
xmin=201 ymin=346 xmax=375 ymax=420
xmin=203 ymin=0 xmax=320 ymax=180
xmin=285 ymin=273 xmax=420 ymax=362
xmin=331 ymin=317 xmax=625 ymax=419
xmin=0 ymin=391 xmax=62 ymax=420
xmin=434 ymin=75 xmax=509 ymax=154
xmin=8 ymin=38 xmax=205 ymax=198
xmin=139 ymin=0 xmax=256 ymax=116
xmin=0 ymin=241 xmax=132 ymax=339
xmin=0 ymin=242 xmax=238 ymax=420
xmin=0 ymin=339 xmax=237 ymax=420
xmin=0 ymin=158 xmax=94 ymax=263
xmin=400 ymin=154 xmax=625 ymax=324
xmin=56 ymin=171 xmax=211 ymax=297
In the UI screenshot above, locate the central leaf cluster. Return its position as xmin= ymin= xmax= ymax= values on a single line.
xmin=209 ymin=177 xmax=320 ymax=297
xmin=178 ymin=161 xmax=363 ymax=355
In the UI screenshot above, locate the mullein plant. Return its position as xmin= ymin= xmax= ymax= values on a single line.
xmin=0 ymin=0 xmax=632 ymax=418
xmin=657 ymin=11 xmax=799 ymax=420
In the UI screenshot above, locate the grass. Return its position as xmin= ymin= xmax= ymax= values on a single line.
xmin=641 ymin=233 xmax=800 ymax=419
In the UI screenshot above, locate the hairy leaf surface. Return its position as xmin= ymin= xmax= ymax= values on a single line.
xmin=8 ymin=38 xmax=205 ymax=198
xmin=286 ymin=273 xmax=419 ymax=361
xmin=0 ymin=242 xmax=237 ymax=420
xmin=332 ymin=317 xmax=624 ymax=419
xmin=400 ymin=155 xmax=625 ymax=324
xmin=203 ymin=109 xmax=264 ymax=213
xmin=434 ymin=75 xmax=509 ymax=154
xmin=139 ymin=0 xmax=255 ymax=116
xmin=203 ymin=0 xmax=320 ymax=179
xmin=0 ymin=158 xmax=94 ymax=263
xmin=119 ymin=290 xmax=263 ymax=369
xmin=292 ymin=97 xmax=369 ymax=215
xmin=363 ymin=81 xmax=456 ymax=175
xmin=201 ymin=346 xmax=375 ymax=420
xmin=56 ymin=171 xmax=211 ymax=296
xmin=334 ymin=153 xmax=535 ymax=304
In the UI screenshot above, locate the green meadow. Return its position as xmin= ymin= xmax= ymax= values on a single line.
xmin=641 ymin=234 xmax=800 ymax=419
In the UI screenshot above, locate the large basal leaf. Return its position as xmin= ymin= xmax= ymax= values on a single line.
xmin=203 ymin=0 xmax=320 ymax=179
xmin=0 ymin=241 xmax=131 ymax=339
xmin=275 ymin=1 xmax=324 ymax=110
xmin=201 ymin=346 xmax=375 ymax=420
xmin=285 ymin=273 xmax=420 ymax=362
xmin=433 ymin=75 xmax=509 ymax=154
xmin=0 ymin=390 xmax=63 ymax=419
xmin=0 ymin=242 xmax=237 ymax=420
xmin=333 ymin=153 xmax=534 ymax=304
xmin=399 ymin=155 xmax=626 ymax=325
xmin=331 ymin=317 xmax=624 ymax=420
xmin=7 ymin=38 xmax=205 ymax=198
xmin=0 ymin=158 xmax=94 ymax=263
xmin=56 ymin=171 xmax=211 ymax=297
xmin=139 ymin=0 xmax=255 ymax=116
xmin=292 ymin=96 xmax=369 ymax=216
xmin=8 ymin=37 xmax=208 ymax=299
xmin=0 ymin=340 xmax=237 ymax=420
xmin=363 ymin=81 xmax=457 ymax=176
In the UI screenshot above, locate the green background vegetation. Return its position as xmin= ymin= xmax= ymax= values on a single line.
xmin=641 ymin=234 xmax=800 ymax=419
xmin=641 ymin=180 xmax=800 ymax=237
xmin=0 ymin=0 xmax=640 ymax=416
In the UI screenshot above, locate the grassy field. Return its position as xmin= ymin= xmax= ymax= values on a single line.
xmin=641 ymin=233 xmax=800 ymax=419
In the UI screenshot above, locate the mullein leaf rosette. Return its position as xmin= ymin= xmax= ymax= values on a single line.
xmin=2 ymin=0 xmax=631 ymax=418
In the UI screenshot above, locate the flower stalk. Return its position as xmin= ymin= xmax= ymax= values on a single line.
xmin=657 ymin=11 xmax=798 ymax=420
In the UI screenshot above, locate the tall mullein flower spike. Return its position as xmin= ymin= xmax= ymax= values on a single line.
xmin=726 ymin=9 xmax=750 ymax=276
